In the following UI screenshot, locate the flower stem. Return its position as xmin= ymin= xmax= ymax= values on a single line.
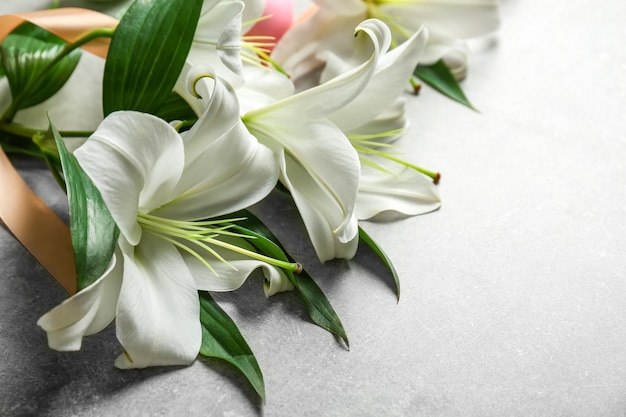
xmin=47 ymin=28 xmax=115 ymax=71
xmin=0 ymin=122 xmax=93 ymax=139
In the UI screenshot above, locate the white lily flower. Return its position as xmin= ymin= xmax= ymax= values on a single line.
xmin=175 ymin=0 xmax=248 ymax=112
xmin=237 ymin=19 xmax=391 ymax=262
xmin=0 ymin=52 xmax=105 ymax=133
xmin=37 ymin=70 xmax=294 ymax=369
xmin=321 ymin=26 xmax=442 ymax=219
xmin=241 ymin=0 xmax=266 ymax=25
xmin=357 ymin=163 xmax=441 ymax=220
xmin=176 ymin=0 xmax=284 ymax=113
xmin=190 ymin=0 xmax=245 ymax=80
xmin=272 ymin=0 xmax=500 ymax=80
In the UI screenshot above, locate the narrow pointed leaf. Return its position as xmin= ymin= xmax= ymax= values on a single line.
xmin=220 ymin=210 xmax=349 ymax=347
xmin=0 ymin=131 xmax=43 ymax=158
xmin=0 ymin=142 xmax=42 ymax=158
xmin=103 ymin=0 xmax=203 ymax=115
xmin=290 ymin=269 xmax=350 ymax=347
xmin=414 ymin=59 xmax=476 ymax=111
xmin=32 ymin=129 xmax=66 ymax=190
xmin=49 ymin=119 xmax=119 ymax=291
xmin=11 ymin=21 xmax=66 ymax=42
xmin=198 ymin=291 xmax=265 ymax=401
xmin=359 ymin=226 xmax=400 ymax=301
xmin=154 ymin=92 xmax=197 ymax=124
xmin=0 ymin=32 xmax=81 ymax=112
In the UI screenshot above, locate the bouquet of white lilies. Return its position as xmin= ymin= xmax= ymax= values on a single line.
xmin=0 ymin=0 xmax=499 ymax=400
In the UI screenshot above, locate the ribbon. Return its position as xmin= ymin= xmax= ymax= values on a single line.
xmin=0 ymin=9 xmax=118 ymax=294
xmin=0 ymin=148 xmax=77 ymax=294
xmin=0 ymin=8 xmax=117 ymax=59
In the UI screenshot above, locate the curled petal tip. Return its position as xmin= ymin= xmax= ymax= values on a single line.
xmin=185 ymin=64 xmax=217 ymax=99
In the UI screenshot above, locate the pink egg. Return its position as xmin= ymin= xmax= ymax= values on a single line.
xmin=244 ymin=0 xmax=294 ymax=48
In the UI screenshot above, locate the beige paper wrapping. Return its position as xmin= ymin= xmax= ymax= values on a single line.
xmin=0 ymin=8 xmax=117 ymax=59
xmin=0 ymin=9 xmax=118 ymax=294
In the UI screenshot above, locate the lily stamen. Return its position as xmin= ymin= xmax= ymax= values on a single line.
xmin=240 ymin=34 xmax=290 ymax=77
xmin=242 ymin=14 xmax=273 ymax=30
xmin=137 ymin=214 xmax=302 ymax=275
xmin=348 ymin=130 xmax=441 ymax=184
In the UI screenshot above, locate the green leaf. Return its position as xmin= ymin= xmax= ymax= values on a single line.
xmin=358 ymin=226 xmax=400 ymax=301
xmin=49 ymin=118 xmax=119 ymax=292
xmin=154 ymin=92 xmax=197 ymax=124
xmin=0 ymin=33 xmax=81 ymax=113
xmin=414 ymin=59 xmax=477 ymax=111
xmin=102 ymin=0 xmax=203 ymax=116
xmin=222 ymin=210 xmax=349 ymax=347
xmin=32 ymin=129 xmax=66 ymax=190
xmin=291 ymin=269 xmax=349 ymax=346
xmin=0 ymin=130 xmax=43 ymax=158
xmin=11 ymin=21 xmax=65 ymax=43
xmin=198 ymin=291 xmax=265 ymax=401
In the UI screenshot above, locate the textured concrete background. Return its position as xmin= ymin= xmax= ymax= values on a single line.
xmin=1 ymin=0 xmax=626 ymax=416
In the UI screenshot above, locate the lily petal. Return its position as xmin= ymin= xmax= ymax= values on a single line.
xmin=381 ymin=1 xmax=500 ymax=39
xmin=270 ymin=9 xmax=352 ymax=79
xmin=248 ymin=19 xmax=390 ymax=121
xmin=256 ymin=119 xmax=360 ymax=261
xmin=37 ymin=252 xmax=122 ymax=351
xmin=347 ymin=98 xmax=409 ymax=145
xmin=242 ymin=0 xmax=266 ymax=24
xmin=326 ymin=26 xmax=428 ymax=132
xmin=191 ymin=1 xmax=245 ymax=84
xmin=236 ymin=65 xmax=295 ymax=115
xmin=10 ymin=52 xmax=105 ymax=132
xmin=313 ymin=0 xmax=365 ymax=16
xmin=420 ymin=31 xmax=470 ymax=78
xmin=154 ymin=70 xmax=278 ymax=220
xmin=357 ymin=165 xmax=441 ymax=220
xmin=114 ymin=234 xmax=201 ymax=369
xmin=242 ymin=20 xmax=390 ymax=261
xmin=75 ymin=111 xmax=185 ymax=246
xmin=184 ymin=237 xmax=293 ymax=296
xmin=156 ymin=137 xmax=278 ymax=220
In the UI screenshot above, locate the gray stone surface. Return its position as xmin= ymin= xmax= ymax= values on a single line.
xmin=2 ymin=0 xmax=626 ymax=416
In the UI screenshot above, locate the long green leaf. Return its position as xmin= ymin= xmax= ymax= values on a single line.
xmin=199 ymin=291 xmax=265 ymax=401
xmin=49 ymin=118 xmax=119 ymax=291
xmin=0 ymin=130 xmax=42 ymax=158
xmin=223 ymin=210 xmax=349 ymax=347
xmin=414 ymin=59 xmax=477 ymax=111
xmin=291 ymin=268 xmax=350 ymax=346
xmin=154 ymin=92 xmax=197 ymax=124
xmin=0 ymin=33 xmax=81 ymax=113
xmin=102 ymin=0 xmax=203 ymax=115
xmin=359 ymin=226 xmax=400 ymax=301
xmin=11 ymin=21 xmax=66 ymax=43
xmin=31 ymin=130 xmax=65 ymax=190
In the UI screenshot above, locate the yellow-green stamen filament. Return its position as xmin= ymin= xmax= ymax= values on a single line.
xmin=348 ymin=131 xmax=441 ymax=184
xmin=137 ymin=214 xmax=301 ymax=275
xmin=240 ymin=32 xmax=290 ymax=77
